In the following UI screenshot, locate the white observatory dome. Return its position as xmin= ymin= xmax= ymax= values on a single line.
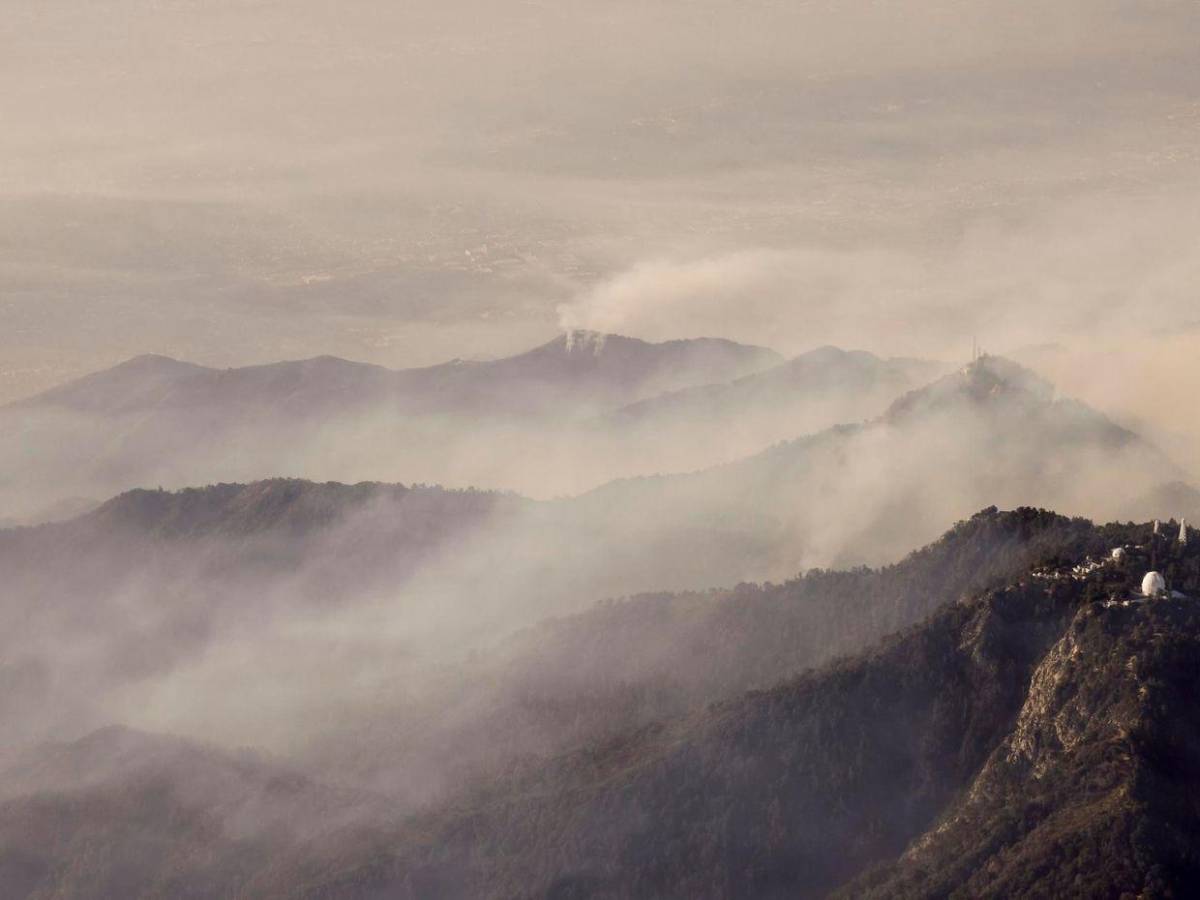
xmin=1111 ymin=548 xmax=1126 ymax=562
xmin=1142 ymin=571 xmax=1167 ymax=598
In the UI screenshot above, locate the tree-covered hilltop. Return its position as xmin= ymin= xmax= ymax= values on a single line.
xmin=63 ymin=477 xmax=524 ymax=539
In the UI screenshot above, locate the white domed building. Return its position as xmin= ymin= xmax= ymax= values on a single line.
xmin=1142 ymin=571 xmax=1168 ymax=599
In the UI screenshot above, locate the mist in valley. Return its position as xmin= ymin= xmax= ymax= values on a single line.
xmin=3 ymin=0 xmax=1200 ymax=897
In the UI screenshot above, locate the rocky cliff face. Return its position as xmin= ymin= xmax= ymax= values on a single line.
xmin=851 ymin=594 xmax=1200 ymax=899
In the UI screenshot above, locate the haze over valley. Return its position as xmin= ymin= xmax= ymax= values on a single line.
xmin=4 ymin=0 xmax=1200 ymax=897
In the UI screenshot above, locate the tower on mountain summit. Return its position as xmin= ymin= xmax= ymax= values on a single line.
xmin=1181 ymin=519 xmax=1190 ymax=544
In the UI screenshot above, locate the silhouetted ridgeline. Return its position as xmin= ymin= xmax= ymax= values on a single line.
xmin=0 ymin=334 xmax=880 ymax=520
xmin=2 ymin=477 xmax=524 ymax=545
xmin=83 ymin=478 xmax=522 ymax=539
xmin=11 ymin=334 xmax=782 ymax=419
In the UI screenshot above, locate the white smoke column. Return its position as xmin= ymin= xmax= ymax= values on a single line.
xmin=556 ymin=251 xmax=805 ymax=341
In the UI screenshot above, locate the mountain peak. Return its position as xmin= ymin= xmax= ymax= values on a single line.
xmin=502 ymin=331 xmax=782 ymax=390
xmin=883 ymin=354 xmax=1056 ymax=422
xmin=11 ymin=353 xmax=211 ymax=411
xmin=959 ymin=353 xmax=1053 ymax=393
xmin=118 ymin=353 xmax=192 ymax=370
xmin=563 ymin=329 xmax=616 ymax=355
xmin=797 ymin=344 xmax=856 ymax=362
xmin=547 ymin=330 xmax=782 ymax=360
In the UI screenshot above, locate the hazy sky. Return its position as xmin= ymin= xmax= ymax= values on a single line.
xmin=3 ymin=0 xmax=1200 ymax=401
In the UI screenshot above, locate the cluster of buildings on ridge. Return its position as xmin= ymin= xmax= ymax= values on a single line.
xmin=1106 ymin=519 xmax=1190 ymax=607
xmin=1131 ymin=518 xmax=1189 ymax=601
xmin=1031 ymin=518 xmax=1193 ymax=608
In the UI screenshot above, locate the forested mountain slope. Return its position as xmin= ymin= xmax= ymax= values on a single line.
xmin=302 ymin=507 xmax=1104 ymax=795
xmin=6 ymin=512 xmax=1200 ymax=897
xmin=257 ymin=519 xmax=1200 ymax=899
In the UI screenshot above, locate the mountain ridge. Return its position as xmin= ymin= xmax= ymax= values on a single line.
xmin=5 ymin=510 xmax=1200 ymax=897
xmin=9 ymin=332 xmax=782 ymax=414
xmin=574 ymin=353 xmax=1192 ymax=573
xmin=598 ymin=346 xmax=944 ymax=454
xmin=262 ymin=515 xmax=1200 ymax=899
